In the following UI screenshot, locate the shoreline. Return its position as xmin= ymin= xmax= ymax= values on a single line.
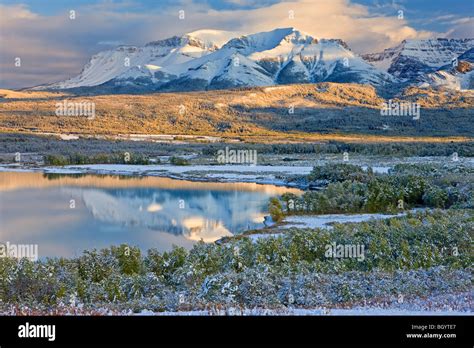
xmin=0 ymin=163 xmax=313 ymax=189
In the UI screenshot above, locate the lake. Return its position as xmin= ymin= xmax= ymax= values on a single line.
xmin=0 ymin=172 xmax=300 ymax=258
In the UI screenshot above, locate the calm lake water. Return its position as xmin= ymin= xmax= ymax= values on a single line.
xmin=0 ymin=172 xmax=300 ymax=258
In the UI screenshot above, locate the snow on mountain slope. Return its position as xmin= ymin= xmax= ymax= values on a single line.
xmin=161 ymin=28 xmax=394 ymax=90
xmin=33 ymin=31 xmax=232 ymax=90
xmin=363 ymin=38 xmax=474 ymax=80
xmin=160 ymin=28 xmax=314 ymax=89
xmin=185 ymin=29 xmax=240 ymax=49
xmin=154 ymin=50 xmax=275 ymax=91
xmin=419 ymin=48 xmax=474 ymax=91
xmin=44 ymin=45 xmax=145 ymax=89
xmin=224 ymin=27 xmax=316 ymax=55
xmin=420 ymin=70 xmax=474 ymax=90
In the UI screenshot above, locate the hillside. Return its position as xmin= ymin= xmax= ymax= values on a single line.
xmin=1 ymin=83 xmax=473 ymax=140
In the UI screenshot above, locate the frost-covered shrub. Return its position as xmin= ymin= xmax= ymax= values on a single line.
xmin=111 ymin=245 xmax=143 ymax=276
xmin=0 ymin=258 xmax=71 ymax=305
xmin=170 ymin=156 xmax=190 ymax=166
xmin=366 ymin=178 xmax=402 ymax=212
xmin=288 ymin=163 xmax=473 ymax=215
xmin=145 ymin=246 xmax=187 ymax=283
xmin=308 ymin=163 xmax=372 ymax=183
xmin=187 ymin=242 xmax=224 ymax=275
xmin=268 ymin=197 xmax=284 ymax=222
xmin=77 ymin=249 xmax=121 ymax=283
xmin=234 ymin=266 xmax=281 ymax=306
xmin=422 ymin=185 xmax=449 ymax=208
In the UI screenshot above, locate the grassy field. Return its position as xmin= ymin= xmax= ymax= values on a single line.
xmin=1 ymin=83 xmax=473 ymax=139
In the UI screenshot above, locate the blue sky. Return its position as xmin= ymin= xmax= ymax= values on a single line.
xmin=1 ymin=0 xmax=473 ymax=88
xmin=357 ymin=0 xmax=474 ymax=31
xmin=4 ymin=0 xmax=277 ymax=13
xmin=1 ymin=0 xmax=471 ymax=31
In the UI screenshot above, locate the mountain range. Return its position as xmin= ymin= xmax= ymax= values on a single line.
xmin=33 ymin=28 xmax=474 ymax=93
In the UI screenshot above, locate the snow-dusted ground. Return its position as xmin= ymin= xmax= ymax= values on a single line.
xmin=0 ymin=164 xmax=35 ymax=173
xmin=146 ymin=308 xmax=470 ymax=316
xmin=5 ymin=291 xmax=469 ymax=316
xmin=0 ymin=156 xmax=471 ymax=190
xmin=140 ymin=292 xmax=473 ymax=316
xmin=362 ymin=165 xmax=390 ymax=174
xmin=282 ymin=212 xmax=406 ymax=229
xmin=62 ymin=164 xmax=313 ymax=175
xmin=0 ymin=164 xmax=85 ymax=174
xmin=246 ymin=213 xmax=407 ymax=240
xmin=247 ymin=233 xmax=280 ymax=241
xmin=1 ymin=154 xmax=472 ymax=182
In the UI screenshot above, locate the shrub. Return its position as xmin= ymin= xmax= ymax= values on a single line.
xmin=365 ymin=178 xmax=402 ymax=212
xmin=111 ymin=245 xmax=143 ymax=276
xmin=423 ymin=186 xmax=449 ymax=208
xmin=268 ymin=197 xmax=284 ymax=223
xmin=44 ymin=154 xmax=69 ymax=166
xmin=308 ymin=163 xmax=371 ymax=183
xmin=44 ymin=152 xmax=151 ymax=165
xmin=170 ymin=156 xmax=190 ymax=166
xmin=146 ymin=246 xmax=187 ymax=283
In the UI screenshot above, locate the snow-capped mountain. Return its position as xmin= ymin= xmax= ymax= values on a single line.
xmin=363 ymin=38 xmax=474 ymax=81
xmin=158 ymin=28 xmax=395 ymax=91
xmin=35 ymin=30 xmax=235 ymax=90
xmin=33 ymin=29 xmax=473 ymax=93
xmin=33 ymin=28 xmax=394 ymax=92
xmin=418 ymin=48 xmax=474 ymax=91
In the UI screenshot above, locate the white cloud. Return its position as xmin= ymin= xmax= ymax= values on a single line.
xmin=198 ymin=0 xmax=436 ymax=53
xmin=445 ymin=17 xmax=474 ymax=38
xmin=0 ymin=4 xmax=38 ymax=19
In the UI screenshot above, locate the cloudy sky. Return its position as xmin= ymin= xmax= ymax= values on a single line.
xmin=0 ymin=0 xmax=473 ymax=89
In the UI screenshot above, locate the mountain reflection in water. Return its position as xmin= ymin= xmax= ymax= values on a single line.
xmin=0 ymin=172 xmax=300 ymax=257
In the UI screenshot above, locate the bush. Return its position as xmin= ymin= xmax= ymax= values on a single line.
xmin=285 ymin=163 xmax=472 ymax=214
xmin=146 ymin=246 xmax=187 ymax=283
xmin=44 ymin=154 xmax=69 ymax=166
xmin=366 ymin=178 xmax=403 ymax=212
xmin=423 ymin=186 xmax=449 ymax=208
xmin=308 ymin=163 xmax=371 ymax=183
xmin=170 ymin=156 xmax=190 ymax=166
xmin=268 ymin=198 xmax=284 ymax=223
xmin=111 ymin=245 xmax=143 ymax=276
xmin=45 ymin=152 xmax=150 ymax=165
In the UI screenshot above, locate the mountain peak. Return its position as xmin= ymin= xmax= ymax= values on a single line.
xmin=143 ymin=30 xmax=237 ymax=51
xmin=221 ymin=27 xmax=318 ymax=54
xmin=184 ymin=29 xmax=238 ymax=49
